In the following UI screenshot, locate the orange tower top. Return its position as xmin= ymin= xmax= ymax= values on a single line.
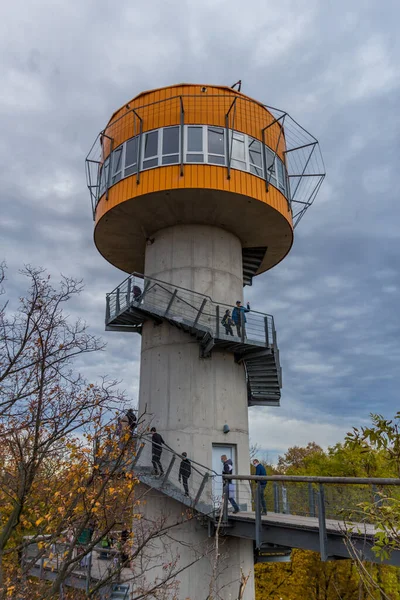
xmin=86 ymin=83 xmax=325 ymax=279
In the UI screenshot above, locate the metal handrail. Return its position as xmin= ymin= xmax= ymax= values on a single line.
xmin=220 ymin=473 xmax=400 ymax=562
xmin=223 ymin=475 xmax=400 ymax=485
xmin=141 ymin=433 xmax=219 ymax=477
xmin=107 ymin=271 xmax=273 ymax=319
xmin=106 ymin=272 xmax=276 ymax=349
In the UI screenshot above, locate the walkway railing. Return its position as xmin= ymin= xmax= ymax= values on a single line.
xmin=106 ymin=272 xmax=276 ymax=348
xmin=23 ymin=537 xmax=122 ymax=593
xmin=95 ymin=427 xmax=219 ymax=514
xmin=222 ymin=474 xmax=400 ymax=561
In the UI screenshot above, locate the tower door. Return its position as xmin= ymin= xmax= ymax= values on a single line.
xmin=211 ymin=444 xmax=236 ymax=505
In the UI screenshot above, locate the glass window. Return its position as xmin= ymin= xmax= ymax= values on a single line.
xmin=209 ymin=155 xmax=225 ymax=165
xmin=231 ymin=132 xmax=245 ymax=162
xmin=249 ymin=138 xmax=262 ymax=167
xmin=144 ymin=131 xmax=158 ymax=158
xmin=187 ymin=127 xmax=203 ymax=152
xmin=230 ymin=132 xmax=246 ymax=171
xmin=250 ymin=164 xmax=263 ymax=177
xmin=266 ymin=148 xmax=277 ymax=184
xmin=186 ymin=153 xmax=204 ymax=162
xmin=277 ymin=159 xmax=286 ymax=193
xmin=125 ymin=138 xmax=138 ymax=172
xmin=143 ymin=130 xmax=159 ymax=170
xmin=162 ymin=155 xmax=179 ymax=165
xmin=285 ymin=175 xmax=291 ymax=199
xmin=94 ymin=127 xmax=289 ymax=192
xmin=162 ymin=127 xmax=179 ymax=155
xmin=125 ymin=165 xmax=137 ymax=176
xmin=111 ymin=147 xmax=123 ymax=184
xmin=99 ymin=157 xmax=110 ymax=196
xmin=143 ymin=157 xmax=158 ymax=169
xmin=208 ymin=127 xmax=224 ymax=156
xmin=249 ymin=138 xmax=263 ymax=178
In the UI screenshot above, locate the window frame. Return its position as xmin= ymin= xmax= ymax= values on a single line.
xmin=229 ymin=131 xmax=247 ymax=172
xmin=161 ymin=126 xmax=180 ymax=166
xmin=99 ymin=156 xmax=110 ymax=198
xmin=124 ymin=137 xmax=139 ymax=177
xmin=142 ymin=130 xmax=159 ymax=170
xmin=111 ymin=144 xmax=124 ymax=185
xmin=185 ymin=125 xmax=205 ymax=163
xmin=207 ymin=126 xmax=226 ymax=166
xmin=248 ymin=136 xmax=264 ymax=178
xmin=97 ymin=125 xmax=290 ymax=203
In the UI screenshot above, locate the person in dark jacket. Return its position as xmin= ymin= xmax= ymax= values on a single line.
xmin=221 ymin=455 xmax=240 ymax=513
xmin=178 ymin=452 xmax=192 ymax=497
xmin=150 ymin=427 xmax=165 ymax=476
xmin=232 ymin=300 xmax=250 ymax=338
xmin=133 ymin=285 xmax=142 ymax=302
xmin=253 ymin=458 xmax=267 ymax=514
xmin=126 ymin=409 xmax=137 ymax=435
xmin=221 ymin=309 xmax=234 ymax=336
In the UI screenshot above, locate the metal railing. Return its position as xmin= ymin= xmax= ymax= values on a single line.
xmin=106 ymin=272 xmax=276 ymax=349
xmin=95 ymin=427 xmax=220 ymax=515
xmin=22 ymin=536 xmax=126 ymax=594
xmin=85 ymin=91 xmax=325 ymax=227
xmin=222 ymin=474 xmax=400 ymax=561
xmin=135 ymin=434 xmax=221 ymax=512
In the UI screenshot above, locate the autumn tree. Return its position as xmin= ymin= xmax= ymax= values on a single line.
xmin=276 ymin=442 xmax=324 ymax=474
xmin=0 ymin=265 xmax=138 ymax=596
xmin=0 ymin=265 xmax=224 ymax=600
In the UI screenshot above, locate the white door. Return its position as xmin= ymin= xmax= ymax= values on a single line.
xmin=212 ymin=444 xmax=235 ymax=505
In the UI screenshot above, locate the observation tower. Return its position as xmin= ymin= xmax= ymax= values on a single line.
xmin=86 ymin=83 xmax=324 ymax=599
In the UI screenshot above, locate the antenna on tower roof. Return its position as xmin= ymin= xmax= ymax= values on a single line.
xmin=231 ymin=80 xmax=242 ymax=92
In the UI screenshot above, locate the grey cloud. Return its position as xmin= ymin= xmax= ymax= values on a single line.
xmin=1 ymin=0 xmax=399 ymax=456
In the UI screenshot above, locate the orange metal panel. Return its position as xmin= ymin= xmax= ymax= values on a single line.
xmin=95 ymin=164 xmax=292 ymax=232
xmin=101 ymin=85 xmax=286 ymax=161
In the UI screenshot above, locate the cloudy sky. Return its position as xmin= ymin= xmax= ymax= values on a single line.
xmin=1 ymin=0 xmax=399 ymax=463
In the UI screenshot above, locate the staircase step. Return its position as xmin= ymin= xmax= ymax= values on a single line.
xmin=250 ymin=380 xmax=278 ymax=384
xmin=106 ymin=278 xmax=282 ymax=411
xmin=248 ymin=367 xmax=276 ymax=373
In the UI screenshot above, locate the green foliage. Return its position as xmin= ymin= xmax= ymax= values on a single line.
xmin=255 ymin=415 xmax=400 ymax=599
xmin=346 ymin=413 xmax=400 ymax=477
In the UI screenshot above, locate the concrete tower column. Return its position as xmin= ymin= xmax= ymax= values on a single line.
xmin=137 ymin=224 xmax=255 ymax=599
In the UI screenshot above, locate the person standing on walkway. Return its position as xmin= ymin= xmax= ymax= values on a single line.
xmin=232 ymin=300 xmax=250 ymax=338
xmin=221 ymin=454 xmax=240 ymax=513
xmin=221 ymin=309 xmax=234 ymax=336
xmin=253 ymin=458 xmax=268 ymax=514
xmin=178 ymin=452 xmax=192 ymax=497
xmin=151 ymin=427 xmax=165 ymax=476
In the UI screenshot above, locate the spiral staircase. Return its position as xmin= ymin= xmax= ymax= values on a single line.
xmin=105 ymin=272 xmax=282 ymax=407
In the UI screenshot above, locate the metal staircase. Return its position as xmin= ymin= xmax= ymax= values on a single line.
xmin=96 ymin=433 xmax=218 ymax=517
xmin=105 ymin=273 xmax=282 ymax=407
xmin=242 ymin=247 xmax=267 ymax=287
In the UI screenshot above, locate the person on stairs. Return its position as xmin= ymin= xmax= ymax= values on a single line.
xmin=232 ymin=300 xmax=250 ymax=338
xmin=151 ymin=427 xmax=165 ymax=476
xmin=221 ymin=454 xmax=240 ymax=513
xmin=253 ymin=458 xmax=268 ymax=514
xmin=178 ymin=452 xmax=192 ymax=497
xmin=126 ymin=409 xmax=137 ymax=435
xmin=221 ymin=309 xmax=234 ymax=336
